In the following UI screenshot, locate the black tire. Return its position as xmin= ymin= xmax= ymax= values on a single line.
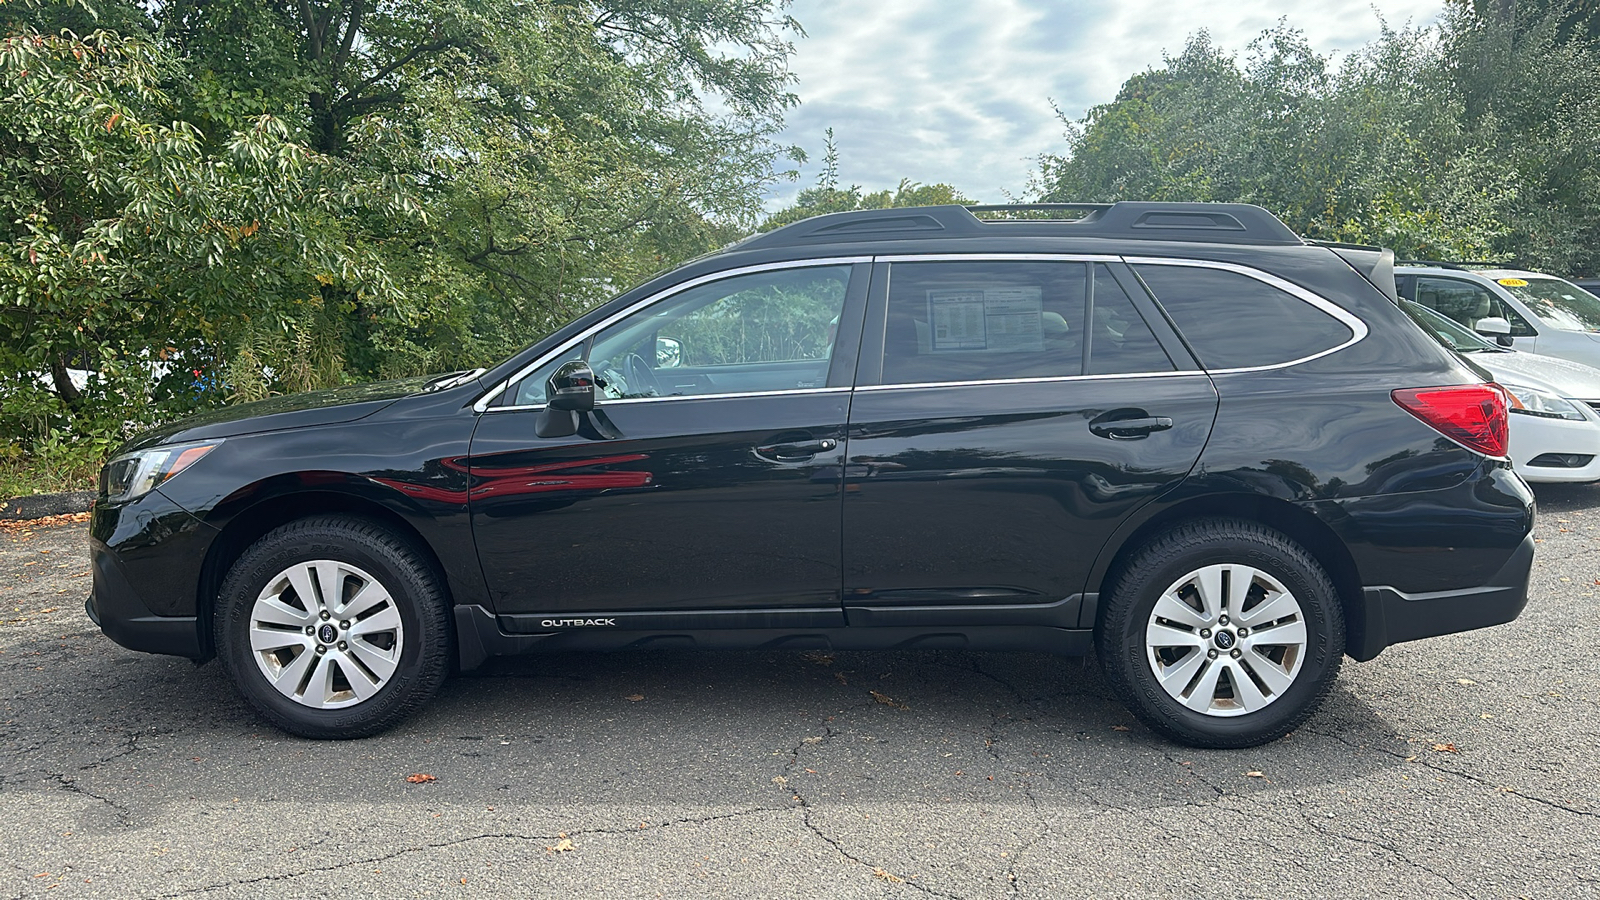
xmin=214 ymin=516 xmax=450 ymax=739
xmin=1096 ymin=518 xmax=1344 ymax=749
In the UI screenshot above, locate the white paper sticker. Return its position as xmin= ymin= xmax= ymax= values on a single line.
xmin=928 ymin=286 xmax=1044 ymax=352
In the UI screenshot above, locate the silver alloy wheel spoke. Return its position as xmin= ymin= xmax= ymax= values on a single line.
xmin=248 ymin=559 xmax=404 ymax=709
xmin=1146 ymin=563 xmax=1307 ymax=717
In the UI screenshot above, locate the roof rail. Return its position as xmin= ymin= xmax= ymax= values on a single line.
xmin=738 ymin=202 xmax=1306 ymax=251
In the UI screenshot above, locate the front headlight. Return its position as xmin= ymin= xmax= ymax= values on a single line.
xmin=100 ymin=440 xmax=222 ymax=504
xmin=1501 ymin=383 xmax=1586 ymax=420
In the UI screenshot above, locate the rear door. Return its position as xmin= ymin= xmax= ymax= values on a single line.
xmin=840 ymin=257 xmax=1219 ymax=627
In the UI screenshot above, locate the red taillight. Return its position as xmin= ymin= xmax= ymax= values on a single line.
xmin=1391 ymin=384 xmax=1509 ymax=458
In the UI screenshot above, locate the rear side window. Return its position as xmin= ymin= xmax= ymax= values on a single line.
xmin=879 ymin=261 xmax=1172 ymax=385
xmin=1134 ymin=264 xmax=1353 ymax=369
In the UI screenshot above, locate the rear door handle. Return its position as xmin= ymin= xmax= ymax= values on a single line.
xmin=1089 ymin=416 xmax=1173 ymax=440
xmin=755 ymin=438 xmax=837 ymax=461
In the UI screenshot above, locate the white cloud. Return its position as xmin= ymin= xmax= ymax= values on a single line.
xmin=769 ymin=0 xmax=1444 ymax=207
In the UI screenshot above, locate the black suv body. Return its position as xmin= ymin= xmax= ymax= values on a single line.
xmin=87 ymin=203 xmax=1535 ymax=747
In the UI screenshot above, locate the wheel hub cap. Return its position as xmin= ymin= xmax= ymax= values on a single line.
xmin=246 ymin=560 xmax=404 ymax=709
xmin=1144 ymin=563 xmax=1308 ymax=717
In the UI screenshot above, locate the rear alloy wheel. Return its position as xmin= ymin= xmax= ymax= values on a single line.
xmin=216 ymin=516 xmax=449 ymax=739
xmin=1098 ymin=519 xmax=1344 ymax=748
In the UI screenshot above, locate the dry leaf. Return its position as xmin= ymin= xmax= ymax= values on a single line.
xmin=1111 ymin=725 xmax=1131 ymax=732
xmin=869 ymin=690 xmax=907 ymax=709
xmin=772 ymin=775 xmax=787 ymax=785
xmin=405 ymin=773 xmax=436 ymax=783
xmin=624 ymin=694 xmax=644 ymax=702
xmin=803 ymin=651 xmax=835 ymax=666
xmin=1432 ymin=743 xmax=1459 ymax=754
xmin=833 ymin=672 xmax=848 ymax=685
xmin=1455 ymin=678 xmax=1477 ymax=686
xmin=1245 ymin=770 xmax=1266 ymax=778
xmin=872 ymin=868 xmax=904 ymax=884
xmin=801 ymin=736 xmax=824 ymax=744
xmin=546 ymin=833 xmax=575 ymax=853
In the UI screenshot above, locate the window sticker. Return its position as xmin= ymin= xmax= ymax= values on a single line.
xmin=1497 ymin=277 xmax=1529 ymax=287
xmin=928 ymin=287 xmax=1044 ymax=352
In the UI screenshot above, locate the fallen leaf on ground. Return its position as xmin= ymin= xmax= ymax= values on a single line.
xmin=1455 ymin=678 xmax=1477 ymax=685
xmin=1245 ymin=771 xmax=1266 ymax=778
xmin=1111 ymin=725 xmax=1130 ymax=732
xmin=546 ymin=834 xmax=574 ymax=853
xmin=405 ymin=773 xmax=437 ymax=783
xmin=834 ymin=672 xmax=848 ymax=685
xmin=772 ymin=775 xmax=787 ymax=785
xmin=803 ymin=651 xmax=834 ymax=666
xmin=624 ymin=694 xmax=644 ymax=702
xmin=872 ymin=868 xmax=904 ymax=884
xmin=1432 ymin=743 xmax=1459 ymax=753
xmin=869 ymin=690 xmax=907 ymax=709
xmin=801 ymin=736 xmax=824 ymax=744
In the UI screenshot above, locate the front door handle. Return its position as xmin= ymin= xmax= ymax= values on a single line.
xmin=754 ymin=438 xmax=837 ymax=461
xmin=1089 ymin=414 xmax=1173 ymax=440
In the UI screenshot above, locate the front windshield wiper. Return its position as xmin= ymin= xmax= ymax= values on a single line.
xmin=422 ymin=368 xmax=487 ymax=392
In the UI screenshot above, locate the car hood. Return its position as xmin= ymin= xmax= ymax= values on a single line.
xmin=121 ymin=375 xmax=439 ymax=452
xmin=1466 ymin=349 xmax=1600 ymax=399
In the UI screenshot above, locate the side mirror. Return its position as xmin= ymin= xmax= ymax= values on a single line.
xmin=1474 ymin=317 xmax=1515 ymax=347
xmin=535 ymin=360 xmax=595 ymax=438
xmin=655 ymin=336 xmax=682 ymax=369
xmin=546 ymin=360 xmax=595 ymax=411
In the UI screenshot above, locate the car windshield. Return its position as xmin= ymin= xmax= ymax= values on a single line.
xmin=1399 ymin=299 xmax=1496 ymax=352
xmin=1496 ymin=276 xmax=1600 ymax=332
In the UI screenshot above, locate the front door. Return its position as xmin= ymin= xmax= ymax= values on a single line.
xmin=470 ymin=262 xmax=868 ymax=632
xmin=841 ymin=258 xmax=1218 ymax=627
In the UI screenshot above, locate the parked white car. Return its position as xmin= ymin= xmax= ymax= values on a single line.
xmin=1401 ymin=299 xmax=1600 ymax=483
xmin=1397 ymin=264 xmax=1600 ymax=370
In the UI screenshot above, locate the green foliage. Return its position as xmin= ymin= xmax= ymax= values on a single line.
xmin=1 ymin=0 xmax=804 ymax=473
xmin=1039 ymin=12 xmax=1600 ymax=269
xmin=761 ymin=130 xmax=974 ymax=230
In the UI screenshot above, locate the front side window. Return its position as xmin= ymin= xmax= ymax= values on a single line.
xmin=1135 ymin=264 xmax=1353 ymax=369
xmin=879 ymin=260 xmax=1171 ymax=385
xmin=510 ymin=266 xmax=850 ymax=405
xmin=1414 ymin=277 xmax=1535 ymax=336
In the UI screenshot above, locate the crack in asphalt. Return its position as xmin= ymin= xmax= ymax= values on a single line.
xmin=1304 ymin=727 xmax=1600 ymax=820
xmin=151 ymin=807 xmax=787 ymax=898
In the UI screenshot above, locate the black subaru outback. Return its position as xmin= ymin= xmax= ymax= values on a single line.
xmin=87 ymin=203 xmax=1534 ymax=748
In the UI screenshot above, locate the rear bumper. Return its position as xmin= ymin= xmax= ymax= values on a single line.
xmin=1348 ymin=531 xmax=1534 ymax=661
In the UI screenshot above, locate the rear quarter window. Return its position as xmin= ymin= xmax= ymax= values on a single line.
xmin=1134 ymin=264 xmax=1354 ymax=369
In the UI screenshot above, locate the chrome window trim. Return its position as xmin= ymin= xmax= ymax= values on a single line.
xmin=473 ymin=256 xmax=871 ymax=413
xmin=853 ymin=370 xmax=1208 ymax=393
xmin=1124 ymin=256 xmax=1370 ymax=374
xmin=494 ymin=386 xmax=850 ymax=412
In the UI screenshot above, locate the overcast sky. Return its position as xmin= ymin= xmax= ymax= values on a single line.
xmin=766 ymin=0 xmax=1446 ymax=208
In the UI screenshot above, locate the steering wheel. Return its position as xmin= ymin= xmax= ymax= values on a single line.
xmin=623 ymin=353 xmax=661 ymax=398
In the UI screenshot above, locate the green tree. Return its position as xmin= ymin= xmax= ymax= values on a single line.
xmin=761 ymin=129 xmax=974 ymax=230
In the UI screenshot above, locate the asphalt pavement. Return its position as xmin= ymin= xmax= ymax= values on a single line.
xmin=2 ymin=490 xmax=1598 ymax=899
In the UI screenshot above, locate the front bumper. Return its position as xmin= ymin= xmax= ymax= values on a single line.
xmin=88 ymin=545 xmax=203 ymax=658
xmin=1349 ymin=531 xmax=1535 ymax=661
xmin=1509 ymin=410 xmax=1600 ymax=483
xmin=87 ymin=489 xmax=218 ymax=659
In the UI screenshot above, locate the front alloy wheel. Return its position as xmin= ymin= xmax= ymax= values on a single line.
xmin=216 ymin=516 xmax=449 ymax=739
xmin=248 ymin=560 xmax=405 ymax=709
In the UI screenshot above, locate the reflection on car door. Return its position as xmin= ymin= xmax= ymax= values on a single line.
xmin=468 ymin=262 xmax=868 ymax=632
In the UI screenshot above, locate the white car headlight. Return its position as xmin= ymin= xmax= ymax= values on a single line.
xmin=1501 ymin=383 xmax=1586 ymax=420
xmin=100 ymin=440 xmax=222 ymax=504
